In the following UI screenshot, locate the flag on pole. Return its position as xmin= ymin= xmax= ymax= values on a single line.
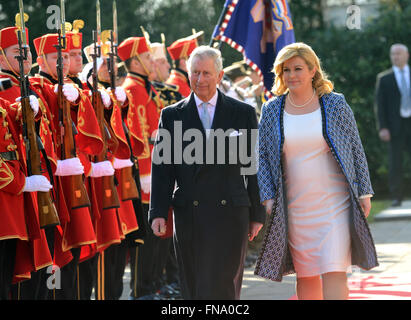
xmin=212 ymin=0 xmax=295 ymax=98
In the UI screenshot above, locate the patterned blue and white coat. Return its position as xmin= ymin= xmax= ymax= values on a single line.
xmin=254 ymin=92 xmax=379 ymax=282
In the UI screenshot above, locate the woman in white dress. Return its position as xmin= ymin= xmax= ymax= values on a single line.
xmin=261 ymin=43 xmax=373 ymax=300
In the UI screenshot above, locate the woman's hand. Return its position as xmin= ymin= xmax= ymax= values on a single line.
xmin=263 ymin=199 xmax=275 ymax=215
xmin=359 ymin=197 xmax=371 ymax=218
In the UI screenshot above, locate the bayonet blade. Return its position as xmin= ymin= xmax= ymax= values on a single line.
xmin=96 ymin=0 xmax=101 ymax=44
xmin=113 ymin=0 xmax=118 ymax=45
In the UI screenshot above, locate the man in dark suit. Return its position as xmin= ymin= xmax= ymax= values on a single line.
xmin=149 ymin=46 xmax=265 ymax=300
xmin=375 ymin=44 xmax=411 ymax=207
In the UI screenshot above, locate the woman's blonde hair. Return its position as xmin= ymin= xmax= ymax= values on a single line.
xmin=271 ymin=42 xmax=333 ymax=97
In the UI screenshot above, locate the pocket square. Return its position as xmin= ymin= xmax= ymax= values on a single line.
xmin=229 ymin=130 xmax=243 ymax=137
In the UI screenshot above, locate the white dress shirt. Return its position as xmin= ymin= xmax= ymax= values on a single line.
xmin=194 ymin=90 xmax=219 ymax=126
xmin=393 ymin=64 xmax=411 ymax=118
xmin=393 ymin=64 xmax=410 ymax=91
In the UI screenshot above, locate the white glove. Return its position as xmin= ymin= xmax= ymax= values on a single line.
xmin=23 ymin=175 xmax=52 ymax=192
xmin=99 ymin=89 xmax=112 ymax=108
xmin=140 ymin=175 xmax=151 ymax=194
xmin=15 ymin=95 xmax=39 ymax=116
xmin=113 ymin=157 xmax=134 ymax=170
xmin=55 ymin=158 xmax=84 ymax=176
xmin=54 ymin=84 xmax=79 ymax=103
xmin=90 ymin=160 xmax=115 ymax=177
xmin=114 ymin=87 xmax=127 ymax=105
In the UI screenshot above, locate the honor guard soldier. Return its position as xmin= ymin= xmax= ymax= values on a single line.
xmin=63 ymin=23 xmax=112 ymax=300
xmin=65 ymin=26 xmax=100 ymax=299
xmin=0 ymin=95 xmax=54 ymax=299
xmin=30 ymin=32 xmax=104 ymax=299
xmin=220 ymin=61 xmax=249 ymax=101
xmin=69 ymin=23 xmax=140 ymax=300
xmin=81 ymin=34 xmax=143 ymax=300
xmin=166 ymin=32 xmax=202 ymax=98
xmin=118 ymin=36 xmax=164 ymax=299
xmin=0 ymin=23 xmax=59 ymax=300
xmin=151 ymin=42 xmax=183 ymax=105
xmin=149 ymin=41 xmax=182 ymax=299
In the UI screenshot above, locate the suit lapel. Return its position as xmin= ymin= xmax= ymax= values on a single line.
xmin=211 ymin=90 xmax=230 ymax=131
xmin=180 ymin=94 xmax=205 ymax=177
xmin=182 ymin=93 xmax=206 ymax=135
xmin=196 ymin=90 xmax=231 ymax=177
xmin=181 ymin=90 xmax=233 ymax=178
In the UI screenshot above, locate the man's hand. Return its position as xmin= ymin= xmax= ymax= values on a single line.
xmin=359 ymin=197 xmax=372 ymax=218
xmin=99 ymin=89 xmax=112 ymax=109
xmin=115 ymin=87 xmax=127 ymax=105
xmin=152 ymin=217 xmax=167 ymax=237
xmin=16 ymin=95 xmax=39 ymax=116
xmin=140 ymin=175 xmax=151 ymax=194
xmin=55 ymin=158 xmax=84 ymax=176
xmin=248 ymin=222 xmax=263 ymax=241
xmin=90 ymin=160 xmax=115 ymax=177
xmin=379 ymin=128 xmax=390 ymax=142
xmin=23 ymin=175 xmax=53 ymax=192
xmin=54 ymin=84 xmax=79 ymax=103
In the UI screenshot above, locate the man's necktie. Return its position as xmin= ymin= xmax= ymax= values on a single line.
xmin=200 ymin=102 xmax=211 ymax=130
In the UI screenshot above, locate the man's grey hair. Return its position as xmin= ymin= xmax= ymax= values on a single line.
xmin=187 ymin=45 xmax=223 ymax=75
xmin=390 ymin=43 xmax=409 ymax=53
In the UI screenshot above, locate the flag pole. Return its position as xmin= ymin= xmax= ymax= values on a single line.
xmin=209 ymin=3 xmax=230 ymax=47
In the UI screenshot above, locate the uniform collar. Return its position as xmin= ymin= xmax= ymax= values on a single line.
xmin=38 ymin=71 xmax=58 ymax=85
xmin=0 ymin=69 xmax=20 ymax=85
xmin=128 ymin=71 xmax=151 ymax=94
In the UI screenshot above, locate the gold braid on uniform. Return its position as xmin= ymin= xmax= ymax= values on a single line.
xmin=151 ymin=81 xmax=183 ymax=107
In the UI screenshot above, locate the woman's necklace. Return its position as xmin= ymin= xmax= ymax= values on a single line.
xmin=288 ymin=89 xmax=316 ymax=108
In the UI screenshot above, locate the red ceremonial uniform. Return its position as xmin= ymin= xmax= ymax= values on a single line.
xmin=122 ymin=74 xmax=163 ymax=204
xmin=166 ymin=37 xmax=198 ymax=98
xmin=118 ymin=37 xmax=164 ymax=204
xmin=166 ymin=69 xmax=190 ymax=98
xmin=0 ymin=101 xmax=30 ymax=247
xmin=65 ymin=31 xmax=118 ymax=256
xmin=108 ymin=90 xmax=141 ymax=237
xmin=30 ymin=34 xmax=104 ymax=265
xmin=77 ymin=37 xmax=136 ymax=253
xmin=0 ymin=26 xmax=55 ymax=283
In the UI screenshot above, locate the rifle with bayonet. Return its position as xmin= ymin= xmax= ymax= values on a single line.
xmin=17 ymin=1 xmax=60 ymax=228
xmin=56 ymin=0 xmax=91 ymax=209
xmin=106 ymin=1 xmax=139 ymax=202
xmin=90 ymin=0 xmax=120 ymax=210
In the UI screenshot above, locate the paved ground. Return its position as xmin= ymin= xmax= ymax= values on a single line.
xmin=119 ymin=201 xmax=411 ymax=300
xmin=241 ymin=201 xmax=411 ymax=300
